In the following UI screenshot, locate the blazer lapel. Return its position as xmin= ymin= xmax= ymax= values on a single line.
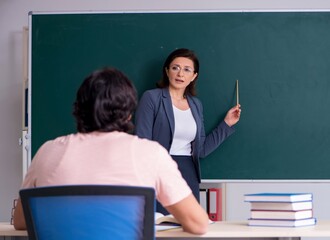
xmin=187 ymin=95 xmax=202 ymax=171
xmin=161 ymin=88 xmax=175 ymax=135
xmin=187 ymin=96 xmax=202 ymax=141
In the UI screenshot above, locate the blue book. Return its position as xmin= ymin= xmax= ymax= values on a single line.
xmin=244 ymin=193 xmax=312 ymax=202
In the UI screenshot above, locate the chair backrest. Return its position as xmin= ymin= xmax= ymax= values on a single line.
xmin=20 ymin=185 xmax=155 ymax=240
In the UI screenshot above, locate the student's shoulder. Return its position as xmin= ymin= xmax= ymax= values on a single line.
xmin=38 ymin=134 xmax=72 ymax=148
xmin=133 ymin=133 xmax=160 ymax=146
xmin=133 ymin=134 xmax=169 ymax=154
xmin=50 ymin=133 xmax=77 ymax=145
xmin=33 ymin=134 xmax=73 ymax=159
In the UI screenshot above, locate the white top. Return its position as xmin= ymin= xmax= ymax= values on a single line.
xmin=169 ymin=105 xmax=197 ymax=156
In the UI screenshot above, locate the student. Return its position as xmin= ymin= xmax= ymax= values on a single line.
xmin=135 ymin=48 xmax=241 ymax=214
xmin=13 ymin=67 xmax=209 ymax=235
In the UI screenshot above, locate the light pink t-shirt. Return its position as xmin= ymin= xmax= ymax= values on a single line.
xmin=21 ymin=131 xmax=191 ymax=207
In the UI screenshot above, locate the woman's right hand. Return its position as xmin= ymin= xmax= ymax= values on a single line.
xmin=224 ymin=104 xmax=241 ymax=127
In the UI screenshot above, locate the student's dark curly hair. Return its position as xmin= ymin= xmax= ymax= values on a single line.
xmin=157 ymin=48 xmax=199 ymax=96
xmin=73 ymin=67 xmax=137 ymax=133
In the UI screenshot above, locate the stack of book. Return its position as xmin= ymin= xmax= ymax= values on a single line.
xmin=244 ymin=193 xmax=317 ymax=227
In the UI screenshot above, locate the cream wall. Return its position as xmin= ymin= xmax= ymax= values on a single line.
xmin=1 ymin=3 xmax=330 ymax=238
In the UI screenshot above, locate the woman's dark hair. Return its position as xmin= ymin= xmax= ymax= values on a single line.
xmin=157 ymin=48 xmax=199 ymax=96
xmin=73 ymin=67 xmax=137 ymax=133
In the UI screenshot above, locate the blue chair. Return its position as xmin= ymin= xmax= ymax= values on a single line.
xmin=19 ymin=185 xmax=155 ymax=240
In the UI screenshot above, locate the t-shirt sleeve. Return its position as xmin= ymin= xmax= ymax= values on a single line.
xmin=154 ymin=146 xmax=192 ymax=207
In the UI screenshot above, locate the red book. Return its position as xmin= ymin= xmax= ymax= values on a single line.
xmin=208 ymin=188 xmax=222 ymax=221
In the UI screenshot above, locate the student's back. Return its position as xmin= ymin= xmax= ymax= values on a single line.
xmin=23 ymin=131 xmax=190 ymax=207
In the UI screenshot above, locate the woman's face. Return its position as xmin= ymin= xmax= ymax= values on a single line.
xmin=166 ymin=57 xmax=198 ymax=91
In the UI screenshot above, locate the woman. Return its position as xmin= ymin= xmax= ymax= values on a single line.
xmin=135 ymin=48 xmax=241 ymax=214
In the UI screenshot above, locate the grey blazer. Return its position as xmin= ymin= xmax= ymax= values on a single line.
xmin=134 ymin=88 xmax=235 ymax=182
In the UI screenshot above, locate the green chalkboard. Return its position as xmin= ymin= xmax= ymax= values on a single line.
xmin=30 ymin=12 xmax=330 ymax=179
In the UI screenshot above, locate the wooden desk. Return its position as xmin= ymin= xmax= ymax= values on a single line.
xmin=0 ymin=222 xmax=27 ymax=237
xmin=156 ymin=220 xmax=330 ymax=239
xmin=1 ymin=221 xmax=330 ymax=239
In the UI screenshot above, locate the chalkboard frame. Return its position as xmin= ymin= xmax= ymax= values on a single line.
xmin=28 ymin=10 xmax=330 ymax=180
